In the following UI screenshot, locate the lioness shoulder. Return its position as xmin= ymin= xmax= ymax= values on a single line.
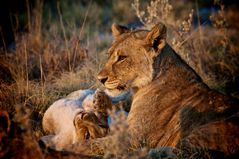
xmin=97 ymin=22 xmax=239 ymax=157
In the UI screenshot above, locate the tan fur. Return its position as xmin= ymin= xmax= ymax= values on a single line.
xmin=97 ymin=23 xmax=239 ymax=156
xmin=42 ymin=89 xmax=111 ymax=150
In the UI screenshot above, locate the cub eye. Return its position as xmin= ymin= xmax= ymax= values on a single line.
xmin=117 ymin=55 xmax=127 ymax=62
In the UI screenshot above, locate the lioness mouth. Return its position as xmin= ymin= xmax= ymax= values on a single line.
xmin=105 ymin=82 xmax=126 ymax=91
xmin=105 ymin=81 xmax=119 ymax=89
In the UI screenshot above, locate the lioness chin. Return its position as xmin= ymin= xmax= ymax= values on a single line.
xmin=97 ymin=22 xmax=239 ymax=157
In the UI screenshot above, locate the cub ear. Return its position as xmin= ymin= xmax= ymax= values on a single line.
xmin=111 ymin=23 xmax=129 ymax=38
xmin=145 ymin=23 xmax=167 ymax=51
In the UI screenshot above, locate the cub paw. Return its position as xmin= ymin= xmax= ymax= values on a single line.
xmin=75 ymin=110 xmax=97 ymax=123
xmin=93 ymin=89 xmax=112 ymax=113
xmin=74 ymin=112 xmax=91 ymax=140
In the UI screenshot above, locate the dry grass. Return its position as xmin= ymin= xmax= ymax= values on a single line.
xmin=133 ymin=0 xmax=239 ymax=97
xmin=0 ymin=0 xmax=238 ymax=158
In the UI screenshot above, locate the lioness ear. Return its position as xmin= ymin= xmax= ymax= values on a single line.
xmin=145 ymin=23 xmax=167 ymax=51
xmin=111 ymin=23 xmax=129 ymax=38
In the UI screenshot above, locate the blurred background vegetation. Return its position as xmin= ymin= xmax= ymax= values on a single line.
xmin=0 ymin=0 xmax=239 ymax=157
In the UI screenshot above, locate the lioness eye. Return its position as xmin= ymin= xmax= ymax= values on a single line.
xmin=118 ymin=55 xmax=127 ymax=62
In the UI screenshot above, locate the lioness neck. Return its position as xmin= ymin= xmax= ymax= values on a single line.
xmin=129 ymin=44 xmax=209 ymax=147
xmin=134 ymin=44 xmax=207 ymax=94
xmin=155 ymin=44 xmax=202 ymax=83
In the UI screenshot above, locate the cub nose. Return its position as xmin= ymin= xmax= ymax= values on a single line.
xmin=97 ymin=75 xmax=108 ymax=85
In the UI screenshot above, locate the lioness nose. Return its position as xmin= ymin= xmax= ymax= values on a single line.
xmin=97 ymin=75 xmax=108 ymax=85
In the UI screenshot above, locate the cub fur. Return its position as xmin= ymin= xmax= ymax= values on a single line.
xmin=42 ymin=89 xmax=112 ymax=150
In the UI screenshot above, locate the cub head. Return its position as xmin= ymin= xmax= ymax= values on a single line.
xmin=97 ymin=23 xmax=167 ymax=90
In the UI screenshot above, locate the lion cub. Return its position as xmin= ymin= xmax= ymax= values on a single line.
xmin=41 ymin=89 xmax=113 ymax=150
xmin=74 ymin=89 xmax=112 ymax=141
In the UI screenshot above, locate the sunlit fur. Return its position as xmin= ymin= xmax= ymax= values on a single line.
xmin=42 ymin=89 xmax=112 ymax=150
xmin=98 ymin=23 xmax=239 ymax=157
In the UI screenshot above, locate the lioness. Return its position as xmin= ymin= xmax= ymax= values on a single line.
xmin=97 ymin=23 xmax=239 ymax=156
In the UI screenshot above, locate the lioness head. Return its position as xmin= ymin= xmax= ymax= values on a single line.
xmin=98 ymin=23 xmax=167 ymax=90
